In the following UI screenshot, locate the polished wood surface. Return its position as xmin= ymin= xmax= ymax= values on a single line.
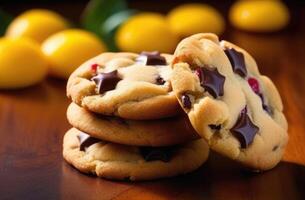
xmin=1 ymin=1 xmax=305 ymax=200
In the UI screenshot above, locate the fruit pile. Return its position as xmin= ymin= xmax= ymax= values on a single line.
xmin=0 ymin=0 xmax=290 ymax=89
xmin=0 ymin=9 xmax=107 ymax=89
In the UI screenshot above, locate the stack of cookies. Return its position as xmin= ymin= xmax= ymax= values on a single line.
xmin=63 ymin=51 xmax=209 ymax=181
xmin=63 ymin=33 xmax=288 ymax=181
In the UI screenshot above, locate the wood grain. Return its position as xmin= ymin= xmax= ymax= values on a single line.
xmin=1 ymin=1 xmax=305 ymax=200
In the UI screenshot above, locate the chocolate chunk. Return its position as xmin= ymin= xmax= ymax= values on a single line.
xmin=195 ymin=67 xmax=225 ymax=98
xmin=181 ymin=94 xmax=192 ymax=109
xmin=136 ymin=51 xmax=167 ymax=66
xmin=209 ymin=124 xmax=221 ymax=130
xmin=262 ymin=104 xmax=273 ymax=115
xmin=140 ymin=146 xmax=174 ymax=162
xmin=258 ymin=94 xmax=273 ymax=115
xmin=225 ymin=48 xmax=247 ymax=77
xmin=91 ymin=70 xmax=121 ymax=94
xmin=230 ymin=111 xmax=259 ymax=148
xmin=156 ymin=76 xmax=166 ymax=85
xmin=78 ymin=132 xmax=100 ymax=151
xmin=273 ymin=145 xmax=279 ymax=151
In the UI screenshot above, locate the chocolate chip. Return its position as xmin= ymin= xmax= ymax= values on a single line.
xmin=91 ymin=70 xmax=121 ymax=94
xmin=78 ymin=132 xmax=100 ymax=151
xmin=273 ymin=145 xmax=279 ymax=151
xmin=230 ymin=111 xmax=259 ymax=148
xmin=140 ymin=146 xmax=174 ymax=162
xmin=181 ymin=94 xmax=192 ymax=109
xmin=263 ymin=104 xmax=273 ymax=115
xmin=225 ymin=48 xmax=247 ymax=77
xmin=136 ymin=51 xmax=167 ymax=66
xmin=209 ymin=124 xmax=221 ymax=130
xmin=258 ymin=94 xmax=273 ymax=115
xmin=195 ymin=67 xmax=225 ymax=98
xmin=156 ymin=76 xmax=166 ymax=85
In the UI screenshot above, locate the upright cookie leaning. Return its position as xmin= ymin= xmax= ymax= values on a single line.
xmin=171 ymin=33 xmax=288 ymax=170
xmin=67 ymin=52 xmax=180 ymax=120
xmin=63 ymin=128 xmax=209 ymax=181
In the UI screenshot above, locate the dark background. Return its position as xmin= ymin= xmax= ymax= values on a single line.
xmin=1 ymin=0 xmax=305 ymax=17
xmin=1 ymin=0 xmax=304 ymax=34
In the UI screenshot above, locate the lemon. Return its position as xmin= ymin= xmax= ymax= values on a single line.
xmin=116 ymin=13 xmax=179 ymax=53
xmin=41 ymin=29 xmax=106 ymax=79
xmin=167 ymin=4 xmax=225 ymax=38
xmin=6 ymin=9 xmax=68 ymax=43
xmin=229 ymin=1 xmax=290 ymax=32
xmin=0 ymin=37 xmax=48 ymax=89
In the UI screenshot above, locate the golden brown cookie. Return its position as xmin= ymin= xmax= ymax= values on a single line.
xmin=67 ymin=103 xmax=199 ymax=146
xmin=171 ymin=33 xmax=288 ymax=171
xmin=63 ymin=128 xmax=209 ymax=181
xmin=67 ymin=52 xmax=181 ymax=120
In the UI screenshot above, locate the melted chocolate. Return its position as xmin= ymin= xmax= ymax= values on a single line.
xmin=259 ymin=94 xmax=273 ymax=115
xmin=209 ymin=124 xmax=221 ymax=130
xmin=77 ymin=132 xmax=174 ymax=162
xmin=78 ymin=132 xmax=100 ymax=151
xmin=92 ymin=70 xmax=121 ymax=94
xmin=136 ymin=51 xmax=166 ymax=66
xmin=156 ymin=76 xmax=166 ymax=85
xmin=195 ymin=67 xmax=225 ymax=98
xmin=230 ymin=111 xmax=259 ymax=148
xmin=225 ymin=48 xmax=247 ymax=77
xmin=181 ymin=94 xmax=192 ymax=109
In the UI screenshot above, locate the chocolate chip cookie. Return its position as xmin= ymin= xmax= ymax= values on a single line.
xmin=171 ymin=33 xmax=288 ymax=170
xmin=63 ymin=128 xmax=209 ymax=181
xmin=67 ymin=103 xmax=199 ymax=146
xmin=67 ymin=52 xmax=180 ymax=120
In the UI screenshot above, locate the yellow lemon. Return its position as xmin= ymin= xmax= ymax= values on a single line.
xmin=41 ymin=29 xmax=106 ymax=79
xmin=116 ymin=13 xmax=179 ymax=53
xmin=6 ymin=9 xmax=68 ymax=43
xmin=0 ymin=37 xmax=48 ymax=89
xmin=167 ymin=3 xmax=225 ymax=37
xmin=229 ymin=1 xmax=290 ymax=32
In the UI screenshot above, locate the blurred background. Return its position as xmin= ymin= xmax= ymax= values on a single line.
xmin=0 ymin=0 xmax=304 ymax=87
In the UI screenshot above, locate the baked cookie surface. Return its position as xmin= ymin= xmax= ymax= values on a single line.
xmin=171 ymin=33 xmax=288 ymax=170
xmin=67 ymin=52 xmax=180 ymax=120
xmin=63 ymin=128 xmax=209 ymax=181
xmin=67 ymin=103 xmax=199 ymax=146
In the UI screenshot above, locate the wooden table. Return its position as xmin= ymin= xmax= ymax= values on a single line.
xmin=1 ymin=1 xmax=305 ymax=199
